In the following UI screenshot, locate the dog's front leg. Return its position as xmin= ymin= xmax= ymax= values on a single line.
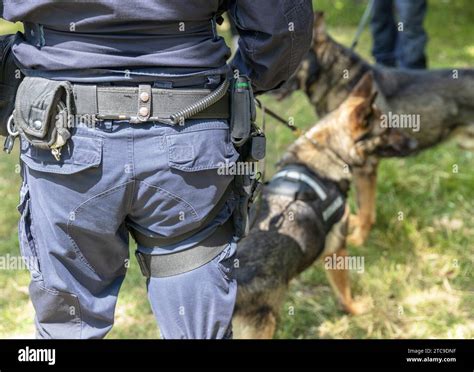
xmin=324 ymin=248 xmax=366 ymax=315
xmin=349 ymin=158 xmax=379 ymax=246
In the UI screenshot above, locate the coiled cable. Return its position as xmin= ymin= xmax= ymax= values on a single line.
xmin=169 ymin=79 xmax=230 ymax=125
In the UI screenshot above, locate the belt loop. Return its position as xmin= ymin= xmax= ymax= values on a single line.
xmin=138 ymin=84 xmax=152 ymax=122
xmin=24 ymin=23 xmax=43 ymax=47
xmin=73 ymin=84 xmax=98 ymax=125
xmin=135 ymin=251 xmax=151 ymax=278
xmin=38 ymin=24 xmax=46 ymax=47
xmin=211 ymin=16 xmax=219 ymax=41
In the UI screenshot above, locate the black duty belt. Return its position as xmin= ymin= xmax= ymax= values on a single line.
xmin=73 ymin=83 xmax=230 ymax=125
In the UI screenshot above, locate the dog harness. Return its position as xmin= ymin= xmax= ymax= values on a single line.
xmin=266 ymin=164 xmax=347 ymax=257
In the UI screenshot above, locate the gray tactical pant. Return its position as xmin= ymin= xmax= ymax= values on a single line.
xmin=17 ymin=119 xmax=239 ymax=339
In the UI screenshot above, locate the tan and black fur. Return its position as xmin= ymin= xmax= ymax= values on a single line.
xmin=276 ymin=12 xmax=474 ymax=245
xmin=233 ymin=73 xmax=414 ymax=339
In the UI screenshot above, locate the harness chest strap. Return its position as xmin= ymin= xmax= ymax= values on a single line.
xmin=271 ymin=168 xmax=345 ymax=223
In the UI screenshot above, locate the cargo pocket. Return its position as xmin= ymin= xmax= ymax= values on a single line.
xmin=153 ymin=123 xmax=239 ymax=236
xmin=167 ymin=124 xmax=238 ymax=172
xmin=17 ymin=182 xmax=41 ymax=281
xmin=20 ymin=134 xmax=103 ymax=175
xmin=17 ymin=182 xmax=82 ymax=339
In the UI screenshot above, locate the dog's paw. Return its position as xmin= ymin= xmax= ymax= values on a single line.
xmin=344 ymin=297 xmax=372 ymax=316
xmin=348 ymin=229 xmax=368 ymax=246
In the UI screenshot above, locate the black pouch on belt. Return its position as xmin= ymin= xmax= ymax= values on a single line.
xmin=14 ymin=76 xmax=73 ymax=152
xmin=230 ymin=76 xmax=265 ymax=239
xmin=0 ymin=33 xmax=23 ymax=137
xmin=230 ymin=75 xmax=256 ymax=148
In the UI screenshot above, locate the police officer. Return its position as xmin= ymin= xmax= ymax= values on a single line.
xmin=1 ymin=0 xmax=313 ymax=339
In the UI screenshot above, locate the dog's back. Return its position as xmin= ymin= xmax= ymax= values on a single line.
xmin=373 ymin=67 xmax=474 ymax=149
xmin=302 ymin=15 xmax=474 ymax=150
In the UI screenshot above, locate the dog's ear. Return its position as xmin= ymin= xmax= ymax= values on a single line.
xmin=347 ymin=72 xmax=378 ymax=126
xmin=351 ymin=72 xmax=375 ymax=98
xmin=313 ymin=11 xmax=327 ymax=43
xmin=351 ymin=72 xmax=378 ymax=104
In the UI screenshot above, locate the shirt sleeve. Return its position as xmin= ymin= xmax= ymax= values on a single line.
xmin=228 ymin=0 xmax=313 ymax=94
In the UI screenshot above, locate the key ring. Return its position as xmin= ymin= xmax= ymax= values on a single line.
xmin=7 ymin=115 xmax=19 ymax=137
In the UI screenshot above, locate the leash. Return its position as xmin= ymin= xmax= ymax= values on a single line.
xmin=350 ymin=0 xmax=375 ymax=51
xmin=255 ymin=99 xmax=303 ymax=137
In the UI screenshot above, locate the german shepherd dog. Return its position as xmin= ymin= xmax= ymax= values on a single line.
xmin=233 ymin=73 xmax=415 ymax=339
xmin=276 ymin=11 xmax=474 ymax=245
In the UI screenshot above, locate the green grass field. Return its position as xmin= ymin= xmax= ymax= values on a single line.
xmin=0 ymin=0 xmax=472 ymax=339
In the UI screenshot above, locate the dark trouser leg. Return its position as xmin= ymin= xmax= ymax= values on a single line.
xmin=146 ymin=241 xmax=237 ymax=339
xmin=370 ymin=0 xmax=398 ymax=67
xmin=395 ymin=0 xmax=428 ymax=69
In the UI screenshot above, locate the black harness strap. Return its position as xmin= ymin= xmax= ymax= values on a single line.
xmin=266 ymin=164 xmax=346 ymax=258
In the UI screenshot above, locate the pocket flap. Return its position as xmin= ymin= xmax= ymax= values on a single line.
xmin=168 ymin=126 xmax=239 ymax=172
xmin=20 ymin=135 xmax=103 ymax=175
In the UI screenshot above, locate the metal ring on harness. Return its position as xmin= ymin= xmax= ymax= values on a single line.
xmin=7 ymin=114 xmax=19 ymax=137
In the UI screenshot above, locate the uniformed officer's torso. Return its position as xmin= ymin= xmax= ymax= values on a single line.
xmin=2 ymin=0 xmax=231 ymax=81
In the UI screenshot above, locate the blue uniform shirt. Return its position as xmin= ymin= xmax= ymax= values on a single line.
xmin=1 ymin=0 xmax=313 ymax=93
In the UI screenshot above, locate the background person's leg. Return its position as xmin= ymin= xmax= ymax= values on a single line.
xmin=147 ymin=241 xmax=237 ymax=339
xmin=395 ymin=0 xmax=428 ymax=69
xmin=370 ymin=0 xmax=398 ymax=67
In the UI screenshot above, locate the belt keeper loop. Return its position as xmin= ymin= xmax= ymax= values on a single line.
xmin=138 ymin=84 xmax=152 ymax=122
xmin=135 ymin=251 xmax=151 ymax=278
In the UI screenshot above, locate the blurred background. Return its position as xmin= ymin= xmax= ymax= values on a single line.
xmin=0 ymin=0 xmax=473 ymax=339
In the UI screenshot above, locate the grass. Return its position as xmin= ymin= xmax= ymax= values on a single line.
xmin=0 ymin=0 xmax=473 ymax=339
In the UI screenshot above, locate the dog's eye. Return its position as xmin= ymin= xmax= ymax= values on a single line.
xmin=363 ymin=111 xmax=376 ymax=128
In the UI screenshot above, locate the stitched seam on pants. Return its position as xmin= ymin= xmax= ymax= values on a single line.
xmin=66 ymin=181 xmax=133 ymax=274
xmin=129 ymin=126 xmax=136 ymax=180
xmin=139 ymin=180 xmax=199 ymax=219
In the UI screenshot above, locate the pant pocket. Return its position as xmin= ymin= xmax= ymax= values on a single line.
xmin=18 ymin=182 xmax=83 ymax=339
xmin=17 ymin=183 xmax=42 ymax=281
xmin=164 ymin=123 xmax=239 ymax=228
xmin=29 ymin=281 xmax=82 ymax=339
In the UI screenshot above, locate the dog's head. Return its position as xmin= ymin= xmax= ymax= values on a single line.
xmin=273 ymin=11 xmax=328 ymax=100
xmin=305 ymin=72 xmax=417 ymax=167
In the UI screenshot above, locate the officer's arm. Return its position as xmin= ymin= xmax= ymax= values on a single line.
xmin=229 ymin=0 xmax=313 ymax=94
